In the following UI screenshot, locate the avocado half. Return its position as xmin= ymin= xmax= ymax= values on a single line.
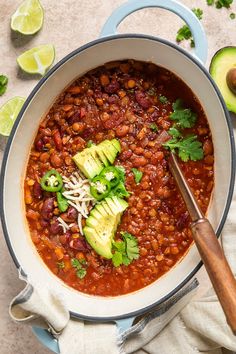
xmin=209 ymin=46 xmax=236 ymax=113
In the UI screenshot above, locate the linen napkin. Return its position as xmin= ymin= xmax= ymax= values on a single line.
xmin=9 ymin=128 xmax=236 ymax=354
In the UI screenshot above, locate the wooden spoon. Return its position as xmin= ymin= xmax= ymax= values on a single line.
xmin=169 ymin=152 xmax=236 ymax=334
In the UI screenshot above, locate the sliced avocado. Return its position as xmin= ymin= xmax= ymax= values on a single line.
xmin=111 ymin=139 xmax=121 ymax=153
xmin=105 ymin=196 xmax=128 ymax=214
xmin=99 ymin=140 xmax=119 ymax=164
xmin=83 ymin=197 xmax=128 ymax=259
xmin=96 ymin=146 xmax=109 ymax=167
xmin=73 ymin=139 xmax=121 ymax=178
xmin=73 ymin=149 xmax=100 ymax=179
xmin=111 ymin=196 xmax=128 ymax=211
xmin=95 ymin=204 xmax=109 ymax=217
xmin=86 ymin=215 xmax=98 ymax=228
xmin=90 ymin=208 xmax=103 ymax=220
xmin=83 ymin=214 xmax=117 ymax=259
xmin=83 ymin=221 xmax=114 ymax=259
xmin=209 ymin=46 xmax=236 ymax=113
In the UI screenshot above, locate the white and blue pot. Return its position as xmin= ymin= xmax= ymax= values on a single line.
xmin=0 ymin=0 xmax=235 ymax=352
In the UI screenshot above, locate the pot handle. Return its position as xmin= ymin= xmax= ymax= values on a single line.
xmin=100 ymin=0 xmax=207 ymax=64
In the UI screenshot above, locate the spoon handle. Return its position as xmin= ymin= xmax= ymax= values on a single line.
xmin=191 ymin=218 xmax=236 ymax=334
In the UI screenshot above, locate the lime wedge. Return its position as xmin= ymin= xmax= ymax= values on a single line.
xmin=11 ymin=0 xmax=44 ymax=35
xmin=17 ymin=45 xmax=55 ymax=75
xmin=0 ymin=97 xmax=25 ymax=136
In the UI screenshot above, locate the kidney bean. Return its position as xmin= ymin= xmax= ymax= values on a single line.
xmin=68 ymin=111 xmax=80 ymax=125
xmin=104 ymin=81 xmax=120 ymax=94
xmin=53 ymin=129 xmax=63 ymax=151
xmin=81 ymin=127 xmax=95 ymax=139
xmin=176 ymin=212 xmax=189 ymax=230
xmin=135 ymin=91 xmax=152 ymax=109
xmin=41 ymin=198 xmax=54 ymax=220
xmin=59 ymin=231 xmax=71 ymax=245
xmin=61 ymin=206 xmax=77 ymax=223
xmin=69 ymin=238 xmax=89 ymax=251
xmin=119 ymin=150 xmax=132 ymax=161
xmin=35 ymin=138 xmax=44 ymax=151
xmin=50 ymin=217 xmax=63 ymax=235
xmin=108 ymin=94 xmax=119 ymax=104
xmin=33 ymin=181 xmax=43 ymax=200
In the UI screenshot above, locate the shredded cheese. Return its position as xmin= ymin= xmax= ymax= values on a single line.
xmin=57 ymin=217 xmax=70 ymax=233
xmin=59 ymin=172 xmax=95 ymax=235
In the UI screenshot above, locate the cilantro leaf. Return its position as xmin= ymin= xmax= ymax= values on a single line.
xmin=76 ymin=268 xmax=87 ymax=279
xmin=111 ymin=232 xmax=139 ymax=267
xmin=216 ymin=0 xmax=233 ymax=8
xmin=163 ymin=135 xmax=204 ymax=162
xmin=159 ymin=95 xmax=168 ymax=104
xmin=121 ymin=232 xmax=140 ymax=261
xmin=57 ymin=261 xmax=65 ymax=269
xmin=112 ymin=251 xmax=123 ymax=267
xmin=0 ymin=75 xmax=8 ymax=96
xmin=207 ymin=0 xmax=214 ymax=5
xmin=131 ymin=168 xmax=143 ymax=184
xmin=176 ymin=25 xmax=191 ymax=43
xmin=115 ymin=165 xmax=126 ymax=182
xmin=150 ymin=123 xmax=158 ymax=132
xmin=192 ymin=8 xmax=203 ymax=20
xmin=87 ymin=140 xmax=94 ymax=148
xmin=176 ymin=9 xmax=203 ymax=47
xmin=109 ymin=181 xmax=130 ymax=198
xmin=71 ymin=258 xmax=80 ymax=268
xmin=71 ymin=258 xmax=87 ymax=279
xmin=169 ymin=127 xmax=181 ymax=138
xmin=147 ymin=87 xmax=156 ymax=96
xmin=170 ymin=99 xmax=197 ymax=128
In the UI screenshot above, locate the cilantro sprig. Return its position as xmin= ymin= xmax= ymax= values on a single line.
xmin=131 ymin=168 xmax=143 ymax=184
xmin=176 ymin=8 xmax=203 ymax=47
xmin=71 ymin=258 xmax=87 ymax=279
xmin=207 ymin=0 xmax=234 ymax=10
xmin=163 ymin=135 xmax=204 ymax=162
xmin=0 ymin=75 xmax=8 ymax=96
xmin=170 ymin=99 xmax=197 ymax=129
xmin=112 ymin=232 xmax=139 ymax=267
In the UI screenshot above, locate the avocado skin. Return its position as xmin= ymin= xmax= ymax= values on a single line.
xmin=83 ymin=197 xmax=128 ymax=259
xmin=209 ymin=46 xmax=236 ymax=113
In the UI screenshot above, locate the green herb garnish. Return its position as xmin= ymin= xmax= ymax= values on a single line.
xmin=170 ymin=99 xmax=197 ymax=128
xmin=86 ymin=140 xmax=94 ymax=148
xmin=230 ymin=12 xmax=235 ymax=18
xmin=168 ymin=127 xmax=181 ymax=138
xmin=147 ymin=87 xmax=156 ymax=96
xmin=109 ymin=181 xmax=130 ymax=198
xmin=150 ymin=123 xmax=158 ymax=132
xmin=131 ymin=168 xmax=143 ymax=184
xmin=176 ymin=8 xmax=203 ymax=47
xmin=57 ymin=261 xmax=65 ymax=269
xmin=163 ymin=135 xmax=204 ymax=162
xmin=216 ymin=0 xmax=233 ymax=8
xmin=56 ymin=191 xmax=69 ymax=212
xmin=0 ymin=75 xmax=8 ymax=96
xmin=207 ymin=0 xmax=214 ymax=4
xmin=71 ymin=258 xmax=87 ymax=279
xmin=112 ymin=232 xmax=139 ymax=267
xmin=159 ymin=95 xmax=168 ymax=104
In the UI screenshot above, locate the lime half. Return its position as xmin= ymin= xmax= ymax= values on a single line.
xmin=0 ymin=97 xmax=25 ymax=136
xmin=11 ymin=0 xmax=44 ymax=35
xmin=17 ymin=45 xmax=55 ymax=75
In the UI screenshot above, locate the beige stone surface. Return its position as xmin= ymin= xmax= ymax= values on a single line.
xmin=0 ymin=0 xmax=236 ymax=353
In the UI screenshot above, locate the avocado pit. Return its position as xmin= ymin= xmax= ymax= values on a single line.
xmin=226 ymin=68 xmax=236 ymax=95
